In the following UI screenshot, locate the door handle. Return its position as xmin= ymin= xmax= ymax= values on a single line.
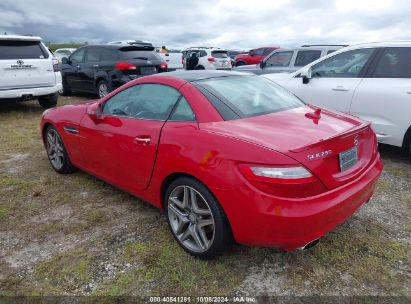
xmin=133 ymin=136 xmax=151 ymax=144
xmin=92 ymin=64 xmax=99 ymax=68
xmin=332 ymin=86 xmax=349 ymax=92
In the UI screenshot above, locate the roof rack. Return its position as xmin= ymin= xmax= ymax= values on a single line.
xmin=301 ymin=44 xmax=348 ymax=47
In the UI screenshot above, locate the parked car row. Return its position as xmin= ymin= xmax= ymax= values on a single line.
xmin=234 ymin=45 xmax=345 ymax=74
xmin=264 ymin=41 xmax=411 ymax=155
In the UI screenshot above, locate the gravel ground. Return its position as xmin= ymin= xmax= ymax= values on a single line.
xmin=0 ymin=96 xmax=410 ymax=301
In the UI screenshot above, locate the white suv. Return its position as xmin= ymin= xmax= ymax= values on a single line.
xmin=183 ymin=48 xmax=232 ymax=70
xmin=0 ymin=35 xmax=62 ymax=108
xmin=264 ymin=41 xmax=411 ymax=156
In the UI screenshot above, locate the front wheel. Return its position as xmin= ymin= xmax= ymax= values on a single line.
xmin=38 ymin=93 xmax=58 ymax=108
xmin=165 ymin=177 xmax=232 ymax=259
xmin=45 ymin=125 xmax=76 ymax=174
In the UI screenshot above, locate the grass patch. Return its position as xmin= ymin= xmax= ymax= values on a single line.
xmin=0 ymin=207 xmax=10 ymax=221
xmin=35 ymin=247 xmax=92 ymax=294
xmin=286 ymin=221 xmax=410 ymax=294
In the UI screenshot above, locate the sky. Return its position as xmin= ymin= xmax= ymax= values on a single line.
xmin=0 ymin=0 xmax=410 ymax=50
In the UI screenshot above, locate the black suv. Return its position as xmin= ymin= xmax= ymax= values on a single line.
xmin=60 ymin=44 xmax=167 ymax=98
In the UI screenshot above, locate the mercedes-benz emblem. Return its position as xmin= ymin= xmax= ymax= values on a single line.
xmin=16 ymin=60 xmax=24 ymax=66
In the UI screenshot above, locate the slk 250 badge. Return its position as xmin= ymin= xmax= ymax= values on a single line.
xmin=307 ymin=150 xmax=333 ymax=160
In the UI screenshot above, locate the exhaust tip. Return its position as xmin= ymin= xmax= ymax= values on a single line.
xmin=298 ymin=238 xmax=321 ymax=251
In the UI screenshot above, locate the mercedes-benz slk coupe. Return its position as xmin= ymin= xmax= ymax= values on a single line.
xmin=41 ymin=71 xmax=383 ymax=259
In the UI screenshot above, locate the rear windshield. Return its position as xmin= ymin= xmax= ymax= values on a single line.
xmin=119 ymin=48 xmax=162 ymax=61
xmin=211 ymin=51 xmax=229 ymax=58
xmin=0 ymin=40 xmax=48 ymax=60
xmin=196 ymin=76 xmax=304 ymax=118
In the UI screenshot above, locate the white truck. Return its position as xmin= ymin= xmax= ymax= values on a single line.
xmin=0 ymin=35 xmax=62 ymax=108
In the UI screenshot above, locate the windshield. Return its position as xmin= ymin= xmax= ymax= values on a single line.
xmin=120 ymin=50 xmax=162 ymax=61
xmin=211 ymin=51 xmax=229 ymax=58
xmin=196 ymin=76 xmax=304 ymax=118
xmin=0 ymin=40 xmax=48 ymax=59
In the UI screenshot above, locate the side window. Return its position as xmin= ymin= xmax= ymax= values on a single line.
xmin=265 ymin=51 xmax=294 ymax=67
xmin=85 ymin=47 xmax=100 ymax=62
xmin=102 ymin=84 xmax=180 ymax=120
xmin=327 ymin=50 xmax=337 ymax=55
xmin=373 ymin=47 xmax=411 ymax=78
xmin=199 ymin=50 xmax=207 ymax=57
xmin=263 ymin=48 xmax=273 ymax=56
xmin=101 ymin=48 xmax=118 ymax=61
xmin=70 ymin=48 xmax=86 ymax=63
xmin=169 ymin=97 xmax=196 ymax=121
xmin=294 ymin=50 xmax=322 ymax=67
xmin=311 ymin=48 xmax=375 ymax=78
xmin=254 ymin=49 xmax=265 ymax=56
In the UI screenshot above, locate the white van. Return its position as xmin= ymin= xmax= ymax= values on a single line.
xmin=0 ymin=35 xmax=62 ymax=108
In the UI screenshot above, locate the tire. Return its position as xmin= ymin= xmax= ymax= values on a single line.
xmin=97 ymin=79 xmax=111 ymax=98
xmin=44 ymin=125 xmax=76 ymax=174
xmin=165 ymin=177 xmax=232 ymax=259
xmin=60 ymin=78 xmax=72 ymax=96
xmin=194 ymin=66 xmax=205 ymax=70
xmin=38 ymin=93 xmax=58 ymax=108
xmin=235 ymin=61 xmax=246 ymax=67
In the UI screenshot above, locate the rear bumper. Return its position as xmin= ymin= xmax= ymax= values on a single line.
xmin=213 ymin=154 xmax=383 ymax=250
xmin=0 ymin=83 xmax=62 ymax=99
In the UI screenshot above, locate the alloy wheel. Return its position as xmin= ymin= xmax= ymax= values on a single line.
xmin=167 ymin=185 xmax=215 ymax=253
xmin=98 ymin=83 xmax=108 ymax=98
xmin=46 ymin=129 xmax=64 ymax=170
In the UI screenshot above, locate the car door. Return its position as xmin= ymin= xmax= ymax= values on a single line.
xmin=62 ymin=48 xmax=86 ymax=90
xmin=283 ymin=48 xmax=377 ymax=112
xmin=79 ymin=83 xmax=181 ymax=193
xmin=79 ymin=46 xmax=101 ymax=93
xmin=261 ymin=50 xmax=295 ymax=74
xmin=350 ymin=47 xmax=411 ymax=147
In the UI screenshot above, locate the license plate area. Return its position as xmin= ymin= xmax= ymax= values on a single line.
xmin=140 ymin=67 xmax=157 ymax=75
xmin=339 ymin=146 xmax=358 ymax=172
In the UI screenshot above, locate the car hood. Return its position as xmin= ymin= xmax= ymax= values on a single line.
xmin=233 ymin=64 xmax=260 ymax=71
xmin=262 ymin=72 xmax=295 ymax=81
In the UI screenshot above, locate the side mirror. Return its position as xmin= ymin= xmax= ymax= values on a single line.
xmin=260 ymin=59 xmax=266 ymax=69
xmin=249 ymin=50 xmax=255 ymax=56
xmin=61 ymin=57 xmax=69 ymax=64
xmin=87 ymin=102 xmax=102 ymax=120
xmin=301 ymin=68 xmax=312 ymax=84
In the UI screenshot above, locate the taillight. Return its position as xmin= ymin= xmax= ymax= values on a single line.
xmin=52 ymin=58 xmax=60 ymax=72
xmin=160 ymin=62 xmax=168 ymax=69
xmin=239 ymin=164 xmax=327 ymax=198
xmin=115 ymin=62 xmax=137 ymax=70
xmin=207 ymin=57 xmax=216 ymax=62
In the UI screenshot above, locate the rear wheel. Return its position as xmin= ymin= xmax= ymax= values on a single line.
xmin=195 ymin=66 xmax=205 ymax=70
xmin=38 ymin=93 xmax=58 ymax=108
xmin=45 ymin=125 xmax=76 ymax=174
xmin=97 ymin=79 xmax=110 ymax=98
xmin=165 ymin=177 xmax=232 ymax=259
xmin=235 ymin=61 xmax=246 ymax=67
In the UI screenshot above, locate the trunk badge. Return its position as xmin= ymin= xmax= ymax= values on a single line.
xmin=354 ymin=135 xmax=359 ymax=146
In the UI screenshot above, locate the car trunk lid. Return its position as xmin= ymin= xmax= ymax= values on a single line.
xmin=211 ymin=50 xmax=231 ymax=68
xmin=201 ymin=106 xmax=377 ymax=190
xmin=118 ymin=46 xmax=162 ymax=76
xmin=0 ymin=39 xmax=56 ymax=90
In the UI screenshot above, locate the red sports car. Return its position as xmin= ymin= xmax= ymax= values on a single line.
xmin=41 ymin=71 xmax=383 ymax=259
